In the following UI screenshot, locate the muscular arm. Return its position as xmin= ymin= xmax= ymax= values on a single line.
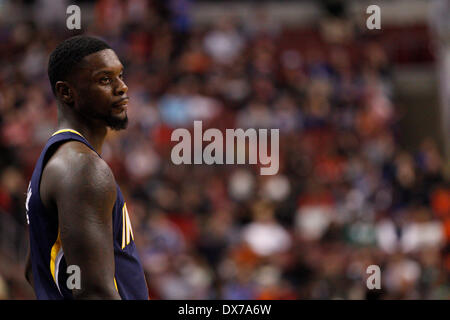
xmin=41 ymin=142 xmax=121 ymax=300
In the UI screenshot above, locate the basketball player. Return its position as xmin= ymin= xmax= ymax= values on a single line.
xmin=24 ymin=36 xmax=148 ymax=299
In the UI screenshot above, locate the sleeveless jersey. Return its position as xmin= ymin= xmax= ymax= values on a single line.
xmin=26 ymin=129 xmax=148 ymax=299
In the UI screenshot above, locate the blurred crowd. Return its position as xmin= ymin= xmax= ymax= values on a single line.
xmin=0 ymin=0 xmax=449 ymax=299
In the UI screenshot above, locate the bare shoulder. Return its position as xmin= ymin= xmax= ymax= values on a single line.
xmin=41 ymin=141 xmax=116 ymax=208
xmin=40 ymin=142 xmax=121 ymax=299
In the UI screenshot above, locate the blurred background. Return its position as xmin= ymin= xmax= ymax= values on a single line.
xmin=0 ymin=0 xmax=449 ymax=299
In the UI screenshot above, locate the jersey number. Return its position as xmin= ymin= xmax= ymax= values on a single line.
xmin=121 ymin=203 xmax=134 ymax=249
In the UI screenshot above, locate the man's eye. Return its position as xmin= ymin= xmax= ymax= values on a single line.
xmin=119 ymin=73 xmax=124 ymax=80
xmin=100 ymin=77 xmax=111 ymax=84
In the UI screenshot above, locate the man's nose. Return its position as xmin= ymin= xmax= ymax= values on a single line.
xmin=115 ymin=78 xmax=128 ymax=95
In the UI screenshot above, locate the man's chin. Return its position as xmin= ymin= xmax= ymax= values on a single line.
xmin=106 ymin=115 xmax=128 ymax=131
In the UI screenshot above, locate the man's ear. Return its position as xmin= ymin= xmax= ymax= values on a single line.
xmin=55 ymin=81 xmax=74 ymax=105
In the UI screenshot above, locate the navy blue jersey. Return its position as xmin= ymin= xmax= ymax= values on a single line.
xmin=26 ymin=129 xmax=148 ymax=300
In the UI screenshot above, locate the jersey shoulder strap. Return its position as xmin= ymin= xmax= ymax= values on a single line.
xmin=49 ymin=129 xmax=101 ymax=158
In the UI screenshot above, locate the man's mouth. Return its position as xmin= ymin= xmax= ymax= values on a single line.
xmin=112 ymin=98 xmax=129 ymax=111
xmin=113 ymin=98 xmax=129 ymax=107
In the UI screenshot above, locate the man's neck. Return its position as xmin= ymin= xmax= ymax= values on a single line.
xmin=57 ymin=120 xmax=107 ymax=154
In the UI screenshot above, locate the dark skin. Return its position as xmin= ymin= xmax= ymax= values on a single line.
xmin=25 ymin=49 xmax=129 ymax=299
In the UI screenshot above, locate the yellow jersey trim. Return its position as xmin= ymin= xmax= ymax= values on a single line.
xmin=52 ymin=129 xmax=85 ymax=139
xmin=50 ymin=231 xmax=62 ymax=282
xmin=121 ymin=203 xmax=134 ymax=249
